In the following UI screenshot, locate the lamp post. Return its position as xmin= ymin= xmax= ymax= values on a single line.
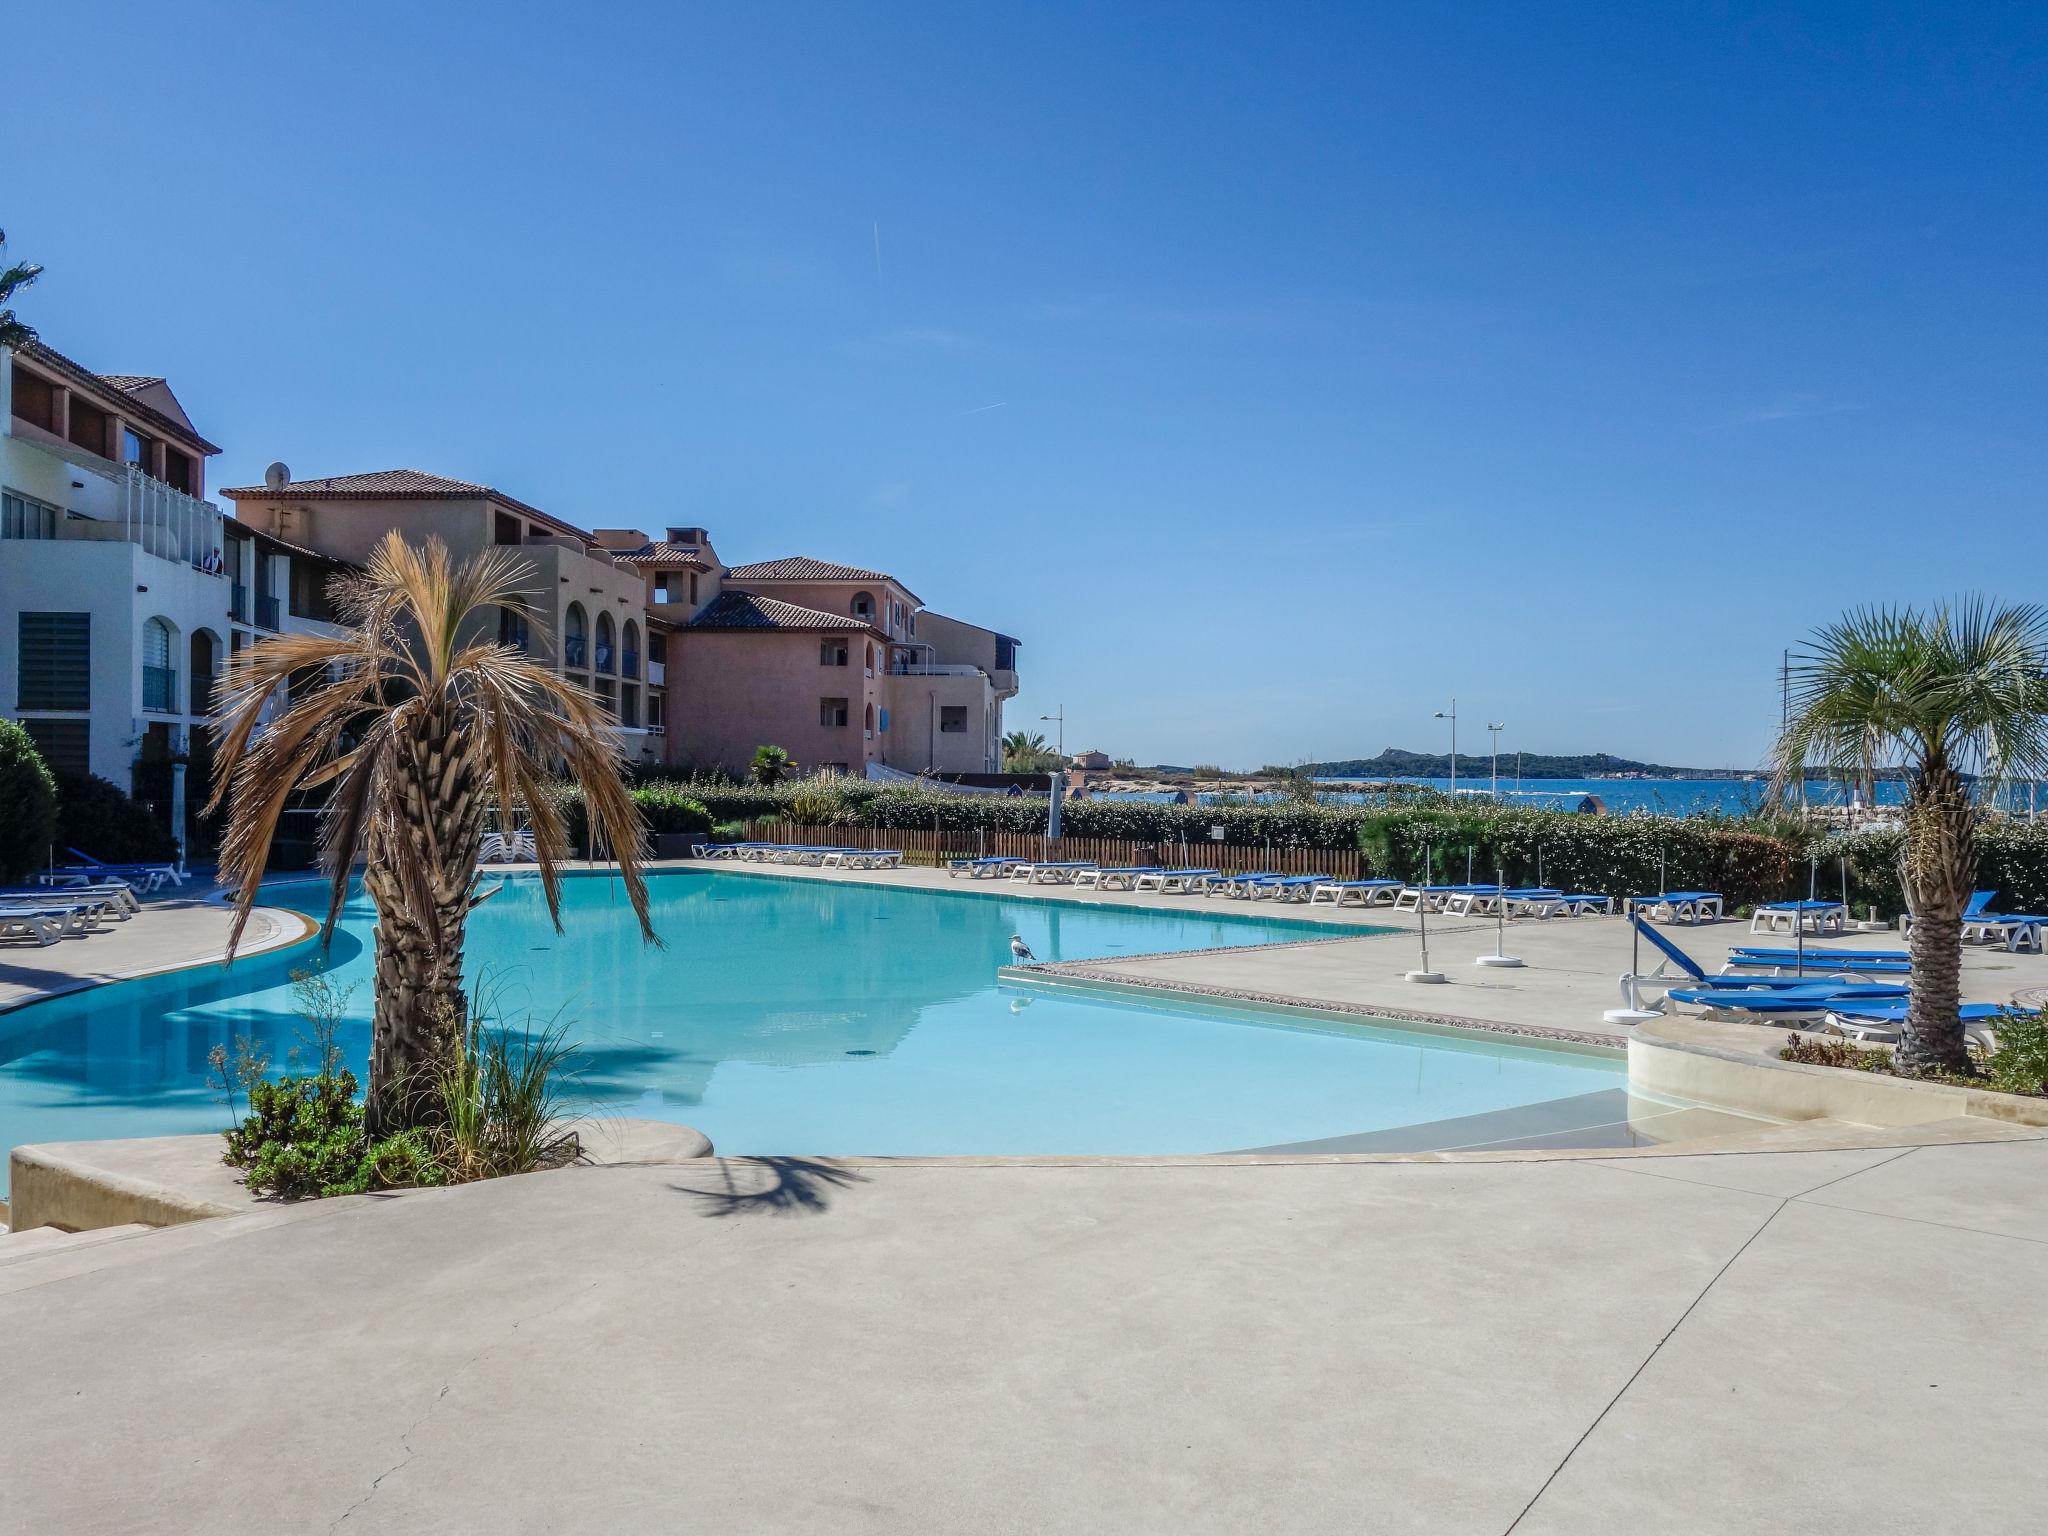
xmin=1487 ymin=721 xmax=1505 ymax=799
xmin=1434 ymin=700 xmax=1457 ymax=797
xmin=1039 ymin=708 xmax=1064 ymax=761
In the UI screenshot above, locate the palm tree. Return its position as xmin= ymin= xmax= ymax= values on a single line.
xmin=1002 ymin=730 xmax=1052 ymax=771
xmin=750 ymin=744 xmax=794 ymax=785
xmin=0 ymin=228 xmax=44 ymax=351
xmin=1773 ymin=598 xmax=2048 ymax=1074
xmin=209 ymin=532 xmax=656 ymax=1131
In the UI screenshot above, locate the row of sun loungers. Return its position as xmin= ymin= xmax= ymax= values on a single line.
xmin=692 ymin=843 xmax=904 ymax=869
xmin=1 ymin=862 xmax=156 ymax=947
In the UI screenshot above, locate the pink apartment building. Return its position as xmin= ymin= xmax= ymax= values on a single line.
xmin=594 ymin=527 xmax=1020 ymax=777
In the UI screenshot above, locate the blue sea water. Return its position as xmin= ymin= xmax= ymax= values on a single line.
xmin=0 ymin=871 xmax=1630 ymax=1183
xmin=1095 ymin=777 xmax=1921 ymax=816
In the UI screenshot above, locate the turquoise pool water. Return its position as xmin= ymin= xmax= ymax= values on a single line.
xmin=0 ymin=870 xmax=1627 ymax=1184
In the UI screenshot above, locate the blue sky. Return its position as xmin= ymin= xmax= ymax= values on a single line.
xmin=10 ymin=2 xmax=2044 ymax=769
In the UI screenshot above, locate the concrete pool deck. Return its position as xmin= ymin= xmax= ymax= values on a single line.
xmin=3 ymin=1135 xmax=2045 ymax=1532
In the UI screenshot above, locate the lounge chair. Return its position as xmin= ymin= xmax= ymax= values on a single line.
xmin=0 ymin=882 xmax=138 ymax=917
xmin=1074 ymin=867 xmax=1163 ymax=890
xmin=1211 ymin=872 xmax=1287 ymax=899
xmin=1666 ymin=981 xmax=1909 ymax=1023
xmin=1555 ymin=894 xmax=1615 ymax=916
xmin=1750 ymin=900 xmax=1847 ymax=936
xmin=1256 ymin=874 xmax=1335 ymax=903
xmin=820 ymin=849 xmax=902 ymax=869
xmin=1615 ymin=916 xmax=1885 ymax=1015
xmin=0 ymin=907 xmax=67 ymax=946
xmin=1629 ymin=891 xmax=1725 ymax=925
xmin=1307 ymin=879 xmax=1403 ymax=907
xmin=1441 ymin=885 xmax=1509 ymax=916
xmin=1132 ymin=868 xmax=1221 ymax=893
xmin=1822 ymin=1001 xmax=2026 ymax=1052
xmin=1393 ymin=884 xmax=1466 ymax=912
xmin=1723 ymin=946 xmax=1910 ymax=976
xmin=948 ymin=856 xmax=1022 ymax=878
xmin=1009 ymin=862 xmax=1098 ymax=885
xmin=65 ymin=847 xmax=186 ymax=887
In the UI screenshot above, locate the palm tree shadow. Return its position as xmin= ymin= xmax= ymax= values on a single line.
xmin=670 ymin=1156 xmax=868 ymax=1218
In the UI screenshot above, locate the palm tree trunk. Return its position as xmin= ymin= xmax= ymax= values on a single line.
xmin=362 ymin=702 xmax=486 ymax=1132
xmin=1898 ymin=761 xmax=1974 ymax=1076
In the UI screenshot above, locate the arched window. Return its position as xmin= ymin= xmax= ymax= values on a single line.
xmin=864 ymin=701 xmax=875 ymax=739
xmin=622 ymin=619 xmax=641 ymax=680
xmin=852 ymin=591 xmax=874 ymax=622
xmin=595 ymin=612 xmax=616 ymax=674
xmin=142 ymin=617 xmax=177 ymax=713
xmin=864 ymin=641 xmax=875 ymax=675
xmin=564 ymin=603 xmax=588 ymax=671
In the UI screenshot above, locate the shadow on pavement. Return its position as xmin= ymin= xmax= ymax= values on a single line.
xmin=671 ymin=1156 xmax=869 ymax=1218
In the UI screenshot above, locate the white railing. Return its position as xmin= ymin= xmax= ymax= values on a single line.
xmin=647 ymin=660 xmax=666 ymax=686
xmin=119 ymin=464 xmax=223 ymax=570
xmin=893 ymin=663 xmax=983 ymax=678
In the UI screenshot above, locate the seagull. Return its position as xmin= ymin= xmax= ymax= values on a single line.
xmin=1009 ymin=934 xmax=1037 ymax=963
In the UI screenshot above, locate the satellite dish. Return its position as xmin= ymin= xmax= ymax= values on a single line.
xmin=263 ymin=461 xmax=290 ymax=490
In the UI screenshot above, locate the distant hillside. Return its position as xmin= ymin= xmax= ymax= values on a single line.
xmin=1301 ymin=749 xmax=1752 ymax=780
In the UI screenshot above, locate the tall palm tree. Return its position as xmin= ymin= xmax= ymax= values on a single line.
xmin=0 ymin=228 xmax=44 ymax=351
xmin=1002 ymin=730 xmax=1052 ymax=771
xmin=209 ymin=532 xmax=657 ymax=1131
xmin=1773 ymin=598 xmax=2048 ymax=1074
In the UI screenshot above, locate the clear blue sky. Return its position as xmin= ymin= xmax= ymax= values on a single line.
xmin=10 ymin=2 xmax=2043 ymax=769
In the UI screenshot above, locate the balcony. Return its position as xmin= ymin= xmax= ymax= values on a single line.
xmin=621 ymin=653 xmax=640 ymax=681
xmin=894 ymin=663 xmax=984 ymax=678
xmin=142 ymin=665 xmax=179 ymax=713
xmin=231 ymin=584 xmax=250 ymax=623
xmin=256 ymin=594 xmax=281 ymax=630
xmin=647 ymin=660 xmax=665 ymax=687
xmin=564 ymin=636 xmax=588 ymax=670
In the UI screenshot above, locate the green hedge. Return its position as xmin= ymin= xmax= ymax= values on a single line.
xmin=56 ymin=773 xmax=179 ymax=865
xmin=1812 ymin=824 xmax=2048 ymax=919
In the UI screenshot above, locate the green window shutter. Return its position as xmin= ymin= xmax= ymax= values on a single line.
xmin=18 ymin=612 xmax=91 ymax=711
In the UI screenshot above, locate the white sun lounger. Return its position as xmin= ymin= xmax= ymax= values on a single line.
xmin=1132 ymin=869 xmax=1221 ymax=893
xmin=1307 ymin=879 xmax=1402 ymax=907
xmin=820 ymin=850 xmax=904 ymax=869
xmin=1009 ymin=862 xmax=1098 ymax=885
xmin=1630 ymin=892 xmax=1725 ymax=925
xmin=1073 ymin=867 xmax=1162 ymax=890
xmin=0 ymin=907 xmax=69 ymax=946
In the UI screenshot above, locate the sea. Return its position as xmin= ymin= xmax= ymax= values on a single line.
xmin=1089 ymin=777 xmax=1923 ymax=817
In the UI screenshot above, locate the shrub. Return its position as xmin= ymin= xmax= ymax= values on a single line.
xmin=55 ymin=772 xmax=179 ymax=864
xmin=0 ymin=720 xmax=59 ymax=881
xmin=1985 ymin=1011 xmax=2048 ymax=1097
xmin=631 ymin=783 xmax=712 ymax=835
xmin=1778 ymin=1033 xmax=1890 ymax=1072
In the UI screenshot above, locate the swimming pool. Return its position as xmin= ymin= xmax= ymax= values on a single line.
xmin=0 ymin=869 xmax=1641 ymax=1185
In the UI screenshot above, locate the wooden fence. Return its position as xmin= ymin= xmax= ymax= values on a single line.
xmin=740 ymin=821 xmax=1371 ymax=878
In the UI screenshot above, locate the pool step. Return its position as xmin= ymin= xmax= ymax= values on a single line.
xmin=0 ymin=1222 xmax=154 ymax=1267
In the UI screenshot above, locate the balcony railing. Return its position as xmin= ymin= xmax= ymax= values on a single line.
xmin=564 ymin=636 xmax=588 ymax=669
xmin=256 ymin=594 xmax=281 ymax=630
xmin=142 ymin=665 xmax=179 ymax=713
xmin=595 ymin=644 xmax=615 ymax=674
xmin=120 ymin=463 xmax=223 ymax=570
xmin=621 ymin=653 xmax=640 ymax=680
xmin=894 ymin=662 xmax=984 ymax=678
xmin=231 ymin=584 xmax=250 ymax=623
xmin=647 ymin=660 xmax=665 ymax=686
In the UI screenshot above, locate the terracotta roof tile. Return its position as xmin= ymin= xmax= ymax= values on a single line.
xmin=17 ymin=342 xmax=222 ymax=455
xmin=612 ymin=541 xmax=709 ymax=569
xmin=725 ymin=556 xmax=896 ymax=584
xmin=686 ymin=592 xmax=873 ymax=633
xmin=222 ymin=469 xmax=495 ymax=498
xmin=97 ymin=374 xmax=165 ymax=394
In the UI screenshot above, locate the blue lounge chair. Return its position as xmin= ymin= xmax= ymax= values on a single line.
xmin=1308 ymin=879 xmax=1403 ymax=907
xmin=1212 ymin=873 xmax=1287 ymax=898
xmin=0 ymin=907 xmax=67 ymax=946
xmin=64 ymin=847 xmax=187 ymax=887
xmin=1257 ymin=874 xmax=1335 ymax=903
xmin=1722 ymin=951 xmax=1911 ymax=977
xmin=0 ymin=881 xmax=139 ymax=917
xmin=1074 ymin=866 xmax=1164 ymax=890
xmin=1751 ymin=899 xmax=1847 ymax=936
xmin=1134 ymin=869 xmax=1222 ymax=893
xmin=1822 ymin=999 xmax=2031 ymax=1053
xmin=1617 ymin=916 xmax=1891 ymax=1014
xmin=947 ymin=856 xmax=1023 ymax=878
xmin=1666 ymin=982 xmax=1908 ymax=1021
xmin=1630 ymin=891 xmax=1725 ymax=924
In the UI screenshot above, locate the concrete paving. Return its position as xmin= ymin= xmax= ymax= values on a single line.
xmin=3 ymin=1138 xmax=2044 ymax=1533
xmin=0 ymin=881 xmax=306 ymax=1013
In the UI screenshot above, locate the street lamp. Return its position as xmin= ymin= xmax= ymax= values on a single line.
xmin=1433 ymin=700 xmax=1457 ymax=796
xmin=1487 ymin=721 xmax=1505 ymax=799
xmin=1039 ymin=708 xmax=1064 ymax=760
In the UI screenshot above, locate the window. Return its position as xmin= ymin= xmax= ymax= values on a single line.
xmin=493 ymin=511 xmax=522 ymax=545
xmin=622 ymin=620 xmax=641 ymax=679
xmin=163 ymin=449 xmax=195 ymax=495
xmin=851 ymin=591 xmax=874 ymax=621
xmin=820 ymin=697 xmax=849 ymax=728
xmin=17 ymin=612 xmax=90 ymax=710
xmin=142 ymin=617 xmax=177 ymax=713
xmin=648 ymin=632 xmax=666 ymax=665
xmin=595 ymin=676 xmax=617 ymax=715
xmin=10 ymin=364 xmax=56 ymax=432
xmin=864 ymin=701 xmax=875 ymax=739
xmin=940 ymin=706 xmax=968 ymax=734
xmin=878 ymin=707 xmax=890 ymax=733
xmin=2 ymin=489 xmax=59 ymax=540
xmin=689 ymin=572 xmax=699 ymax=603
xmin=21 ymin=718 xmax=88 ymax=777
xmin=647 ymin=694 xmax=664 ymax=731
xmin=820 ymin=639 xmax=848 ymax=667
xmin=69 ymin=397 xmax=110 ymax=456
xmin=564 ymin=604 xmax=588 ymax=670
xmin=864 ymin=642 xmax=875 ymax=675
xmin=653 ymin=579 xmax=671 ymax=605
xmin=595 ymin=612 xmax=616 ymax=674
xmin=620 ymin=685 xmax=640 ymax=727
xmin=499 ymin=606 xmax=531 ymax=652
xmin=122 ymin=426 xmax=155 ymax=467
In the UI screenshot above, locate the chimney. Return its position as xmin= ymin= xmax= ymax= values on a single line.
xmin=665 ymin=526 xmax=708 ymax=546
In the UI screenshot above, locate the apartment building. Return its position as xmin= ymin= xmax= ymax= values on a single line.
xmin=223 ymin=471 xmax=668 ymax=764
xmin=594 ymin=527 xmax=1020 ymax=777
